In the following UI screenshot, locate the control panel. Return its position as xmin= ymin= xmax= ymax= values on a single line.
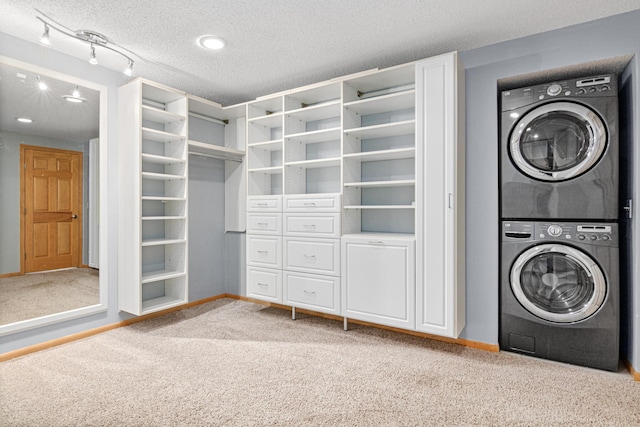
xmin=502 ymin=221 xmax=617 ymax=246
xmin=501 ymin=74 xmax=617 ymax=111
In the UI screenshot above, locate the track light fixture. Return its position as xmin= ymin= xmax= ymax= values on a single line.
xmin=40 ymin=23 xmax=51 ymax=45
xmin=89 ymin=44 xmax=98 ymax=65
xmin=36 ymin=15 xmax=134 ymax=76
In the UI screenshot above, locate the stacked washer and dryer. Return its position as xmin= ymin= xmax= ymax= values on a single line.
xmin=499 ymin=75 xmax=620 ymax=371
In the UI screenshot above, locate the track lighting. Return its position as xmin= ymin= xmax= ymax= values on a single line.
xmin=40 ymin=23 xmax=51 ymax=45
xmin=63 ymin=85 xmax=87 ymax=103
xmin=124 ymin=60 xmax=134 ymax=76
xmin=89 ymin=44 xmax=98 ymax=65
xmin=36 ymin=15 xmax=134 ymax=76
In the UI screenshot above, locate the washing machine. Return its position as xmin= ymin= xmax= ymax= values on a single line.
xmin=500 ymin=75 xmax=618 ymax=220
xmin=500 ymin=221 xmax=619 ymax=371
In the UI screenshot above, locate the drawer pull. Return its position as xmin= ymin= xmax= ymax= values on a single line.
xmin=368 ymin=241 xmax=385 ymax=245
xmin=303 ymin=254 xmax=316 ymax=259
xmin=257 ymin=222 xmax=269 ymax=226
xmin=303 ymin=202 xmax=317 ymax=206
xmin=303 ymin=224 xmax=316 ymax=229
xmin=257 ymin=282 xmax=269 ymax=287
xmin=303 ymin=290 xmax=316 ymax=296
xmin=257 ymin=250 xmax=269 ymax=254
xmin=257 ymin=203 xmax=268 ymax=206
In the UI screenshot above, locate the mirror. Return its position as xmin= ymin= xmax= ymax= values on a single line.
xmin=0 ymin=56 xmax=108 ymax=335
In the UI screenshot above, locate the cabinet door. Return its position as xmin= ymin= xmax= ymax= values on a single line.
xmin=415 ymin=52 xmax=465 ymax=338
xmin=341 ymin=237 xmax=415 ymax=329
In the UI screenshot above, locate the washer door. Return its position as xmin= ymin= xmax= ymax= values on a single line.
xmin=509 ymin=102 xmax=607 ymax=181
xmin=510 ymin=244 xmax=607 ymax=323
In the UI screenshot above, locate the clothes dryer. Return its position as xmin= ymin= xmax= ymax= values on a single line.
xmin=501 ymin=75 xmax=618 ymax=220
xmin=500 ymin=221 xmax=619 ymax=371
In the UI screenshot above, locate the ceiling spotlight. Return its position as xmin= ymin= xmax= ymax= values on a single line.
xmin=72 ymin=86 xmax=80 ymax=98
xmin=16 ymin=117 xmax=34 ymax=123
xmin=36 ymin=76 xmax=47 ymax=91
xmin=198 ymin=35 xmax=226 ymax=50
xmin=89 ymin=44 xmax=98 ymax=65
xmin=124 ymin=60 xmax=134 ymax=76
xmin=40 ymin=23 xmax=51 ymax=45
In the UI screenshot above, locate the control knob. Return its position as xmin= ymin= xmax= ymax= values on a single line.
xmin=547 ymin=224 xmax=563 ymax=237
xmin=590 ymin=235 xmax=598 ymax=240
xmin=547 ymin=84 xmax=562 ymax=96
xmin=602 ymin=235 xmax=610 ymax=241
xmin=577 ymin=234 xmax=586 ymax=240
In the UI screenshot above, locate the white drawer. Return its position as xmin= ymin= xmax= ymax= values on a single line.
xmin=248 ymin=196 xmax=282 ymax=212
xmin=247 ymin=213 xmax=282 ymax=235
xmin=247 ymin=267 xmax=282 ymax=303
xmin=284 ymin=213 xmax=340 ymax=238
xmin=284 ymin=237 xmax=340 ymax=276
xmin=284 ymin=271 xmax=340 ymax=314
xmin=247 ymin=236 xmax=282 ymax=269
xmin=284 ymin=194 xmax=341 ymax=212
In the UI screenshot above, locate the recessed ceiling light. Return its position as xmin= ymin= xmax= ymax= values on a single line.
xmin=16 ymin=117 xmax=33 ymax=123
xmin=198 ymin=35 xmax=226 ymax=50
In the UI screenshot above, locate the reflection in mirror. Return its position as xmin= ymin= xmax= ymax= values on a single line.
xmin=0 ymin=57 xmax=106 ymax=334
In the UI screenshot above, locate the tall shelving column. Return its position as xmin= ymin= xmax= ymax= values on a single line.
xmin=118 ymin=79 xmax=189 ymax=316
xmin=281 ymin=82 xmax=343 ymax=315
xmin=340 ymin=64 xmax=417 ymax=329
xmin=246 ymin=96 xmax=285 ymax=303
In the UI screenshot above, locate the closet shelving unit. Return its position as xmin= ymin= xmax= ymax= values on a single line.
xmin=119 ymin=80 xmax=189 ymax=315
xmin=341 ymin=64 xmax=417 ymax=235
xmin=247 ymin=97 xmax=284 ymax=196
xmin=283 ymin=83 xmax=342 ymax=196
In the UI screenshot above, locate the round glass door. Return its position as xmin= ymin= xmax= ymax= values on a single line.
xmin=509 ymin=102 xmax=607 ymax=181
xmin=510 ymin=244 xmax=607 ymax=323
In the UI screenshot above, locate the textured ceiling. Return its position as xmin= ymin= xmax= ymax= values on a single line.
xmin=1 ymin=0 xmax=640 ymax=107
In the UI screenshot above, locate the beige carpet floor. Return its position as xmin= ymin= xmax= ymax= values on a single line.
xmin=1 ymin=298 xmax=638 ymax=426
xmin=0 ymin=268 xmax=99 ymax=326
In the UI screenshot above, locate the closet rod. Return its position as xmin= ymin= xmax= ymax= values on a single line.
xmin=188 ymin=151 xmax=242 ymax=162
xmin=189 ymin=112 xmax=228 ymax=126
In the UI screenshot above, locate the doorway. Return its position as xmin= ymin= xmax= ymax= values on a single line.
xmin=20 ymin=145 xmax=83 ymax=273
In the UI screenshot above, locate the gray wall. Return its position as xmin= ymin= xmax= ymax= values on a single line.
xmin=0 ymin=131 xmax=88 ymax=274
xmin=458 ymin=10 xmax=640 ymax=369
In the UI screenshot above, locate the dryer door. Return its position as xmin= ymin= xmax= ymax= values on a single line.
xmin=509 ymin=102 xmax=607 ymax=181
xmin=510 ymin=243 xmax=607 ymax=323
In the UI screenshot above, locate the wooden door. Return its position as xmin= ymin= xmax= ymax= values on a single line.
xmin=21 ymin=145 xmax=83 ymax=273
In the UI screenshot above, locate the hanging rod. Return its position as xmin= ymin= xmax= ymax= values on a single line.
xmin=189 ymin=112 xmax=228 ymax=126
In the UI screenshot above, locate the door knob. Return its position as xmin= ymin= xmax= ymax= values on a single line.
xmin=71 ymin=214 xmax=78 ymax=219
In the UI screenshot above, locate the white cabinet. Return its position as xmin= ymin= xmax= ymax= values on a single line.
xmin=415 ymin=52 xmax=465 ymax=338
xmin=118 ymin=79 xmax=189 ymax=315
xmin=341 ymin=235 xmax=415 ymax=329
xmin=284 ymin=271 xmax=340 ymax=315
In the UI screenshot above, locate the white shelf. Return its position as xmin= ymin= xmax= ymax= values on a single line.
xmin=285 ymin=127 xmax=341 ymax=143
xmin=343 ymin=179 xmax=415 ymax=188
xmin=141 ymin=238 xmax=187 ymax=246
xmin=285 ymin=158 xmax=341 ymax=169
xmin=285 ymin=100 xmax=341 ymax=122
xmin=247 ymin=139 xmax=283 ymax=150
xmin=342 ymin=232 xmax=416 ymax=240
xmin=343 ymin=147 xmax=415 ymax=162
xmin=344 ymin=120 xmax=415 ymax=139
xmin=142 ymin=105 xmax=186 ymax=124
xmin=141 ymin=270 xmax=186 ymax=284
xmin=344 ymin=205 xmax=415 ymax=210
xmin=141 ymin=196 xmax=186 ymax=201
xmin=141 ymin=295 xmax=187 ymax=313
xmin=141 ymin=216 xmax=186 ymax=221
xmin=344 ymin=90 xmax=415 ymax=115
xmin=188 ymin=140 xmax=244 ymax=161
xmin=248 ymin=166 xmax=283 ymax=174
xmin=141 ymin=172 xmax=185 ymax=181
xmin=141 ymin=127 xmax=186 ymax=144
xmin=141 ymin=153 xmax=185 ymax=165
xmin=248 ymin=113 xmax=283 ymax=127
